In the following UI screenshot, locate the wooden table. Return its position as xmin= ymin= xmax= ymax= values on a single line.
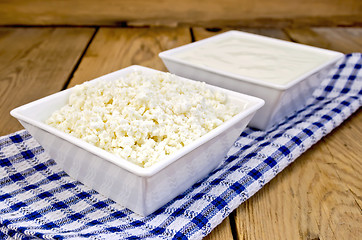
xmin=0 ymin=26 xmax=361 ymax=239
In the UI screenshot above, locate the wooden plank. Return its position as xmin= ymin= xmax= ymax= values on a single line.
xmin=318 ymin=110 xmax=362 ymax=210
xmin=0 ymin=0 xmax=361 ymax=27
xmin=204 ymin=217 xmax=234 ymax=240
xmin=0 ymin=27 xmax=95 ymax=136
xmin=234 ymin=111 xmax=362 ymax=240
xmin=323 ymin=110 xmax=362 ymax=209
xmin=192 ymin=27 xmax=290 ymax=41
xmin=312 ymin=112 xmax=362 ymax=239
xmin=67 ymin=27 xmax=191 ymax=87
xmin=192 ymin=27 xmax=362 ymax=239
xmin=285 ymin=27 xmax=362 ymax=53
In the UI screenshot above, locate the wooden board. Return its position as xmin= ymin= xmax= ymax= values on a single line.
xmin=192 ymin=27 xmax=290 ymax=41
xmin=0 ymin=0 xmax=361 ymax=27
xmin=234 ymin=111 xmax=362 ymax=240
xmin=285 ymin=27 xmax=362 ymax=53
xmin=0 ymin=27 xmax=95 ymax=136
xmin=204 ymin=216 xmax=234 ymax=240
xmin=67 ymin=27 xmax=191 ymax=87
xmin=192 ymin=27 xmax=362 ymax=239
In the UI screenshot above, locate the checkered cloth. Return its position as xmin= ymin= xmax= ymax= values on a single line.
xmin=1 ymin=53 xmax=361 ymax=240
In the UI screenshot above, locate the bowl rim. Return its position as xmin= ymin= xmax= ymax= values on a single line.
xmin=159 ymin=30 xmax=344 ymax=90
xmin=10 ymin=65 xmax=265 ymax=177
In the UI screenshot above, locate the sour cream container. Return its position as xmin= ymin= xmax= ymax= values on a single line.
xmin=159 ymin=30 xmax=344 ymax=130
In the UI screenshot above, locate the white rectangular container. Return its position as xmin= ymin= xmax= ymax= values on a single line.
xmin=159 ymin=30 xmax=344 ymax=130
xmin=11 ymin=65 xmax=264 ymax=216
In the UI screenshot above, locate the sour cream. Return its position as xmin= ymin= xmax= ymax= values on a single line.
xmin=173 ymin=36 xmax=337 ymax=85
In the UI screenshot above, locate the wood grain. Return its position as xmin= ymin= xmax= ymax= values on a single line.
xmin=192 ymin=27 xmax=291 ymax=41
xmin=234 ymin=111 xmax=362 ymax=240
xmin=0 ymin=27 xmax=95 ymax=136
xmin=192 ymin=27 xmax=362 ymax=239
xmin=0 ymin=0 xmax=361 ymax=27
xmin=204 ymin=217 xmax=234 ymax=240
xmin=319 ymin=109 xmax=362 ymax=210
xmin=285 ymin=27 xmax=362 ymax=54
xmin=67 ymin=27 xmax=191 ymax=87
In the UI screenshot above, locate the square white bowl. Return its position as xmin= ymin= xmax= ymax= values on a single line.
xmin=159 ymin=30 xmax=344 ymax=130
xmin=11 ymin=65 xmax=264 ymax=216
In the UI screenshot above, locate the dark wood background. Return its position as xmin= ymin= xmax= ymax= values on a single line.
xmin=0 ymin=0 xmax=361 ymax=27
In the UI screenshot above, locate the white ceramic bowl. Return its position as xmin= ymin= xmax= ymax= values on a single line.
xmin=159 ymin=30 xmax=344 ymax=130
xmin=11 ymin=65 xmax=264 ymax=216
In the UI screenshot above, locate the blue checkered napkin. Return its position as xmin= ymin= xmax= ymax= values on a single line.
xmin=1 ymin=54 xmax=361 ymax=240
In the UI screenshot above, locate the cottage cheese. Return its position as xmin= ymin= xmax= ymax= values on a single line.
xmin=46 ymin=71 xmax=244 ymax=167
